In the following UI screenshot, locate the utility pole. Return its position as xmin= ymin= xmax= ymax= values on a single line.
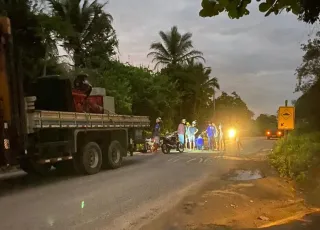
xmin=284 ymin=99 xmax=288 ymax=137
xmin=213 ymin=92 xmax=216 ymax=118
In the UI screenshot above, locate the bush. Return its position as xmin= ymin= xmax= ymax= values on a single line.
xmin=269 ymin=132 xmax=320 ymax=182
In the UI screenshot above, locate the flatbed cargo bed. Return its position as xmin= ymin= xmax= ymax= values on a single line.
xmin=28 ymin=110 xmax=150 ymax=129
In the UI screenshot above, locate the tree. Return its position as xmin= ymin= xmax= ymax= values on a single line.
xmin=158 ymin=59 xmax=220 ymax=125
xmin=0 ymin=0 xmax=65 ymax=88
xmin=199 ymin=0 xmax=320 ymax=24
xmin=182 ymin=60 xmax=220 ymax=120
xmin=48 ymin=0 xmax=118 ymax=68
xmin=294 ymin=29 xmax=320 ymax=131
xmin=214 ymin=91 xmax=254 ymax=126
xmin=295 ymin=31 xmax=320 ymax=93
xmin=96 ymin=61 xmax=181 ymax=130
xmin=255 ymin=113 xmax=278 ymax=134
xmin=295 ymin=78 xmax=320 ymax=131
xmin=147 ymin=26 xmax=204 ymax=69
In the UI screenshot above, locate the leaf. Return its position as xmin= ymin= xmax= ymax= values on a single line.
xmin=228 ymin=9 xmax=238 ymax=18
xmin=259 ymin=2 xmax=270 ymax=12
xmin=201 ymin=0 xmax=212 ymax=8
xmin=199 ymin=8 xmax=214 ymax=17
xmin=266 ymin=0 xmax=276 ymax=5
xmin=200 ymin=0 xmax=218 ymax=17
xmin=291 ymin=3 xmax=301 ymax=15
xmin=218 ymin=0 xmax=230 ymax=7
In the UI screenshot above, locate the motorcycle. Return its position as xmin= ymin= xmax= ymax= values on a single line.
xmin=161 ymin=131 xmax=184 ymax=154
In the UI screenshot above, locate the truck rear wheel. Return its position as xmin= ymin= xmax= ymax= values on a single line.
xmin=74 ymin=142 xmax=102 ymax=175
xmin=104 ymin=140 xmax=123 ymax=169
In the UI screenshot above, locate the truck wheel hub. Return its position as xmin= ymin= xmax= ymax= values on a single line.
xmin=111 ymin=148 xmax=120 ymax=163
xmin=88 ymin=149 xmax=99 ymax=168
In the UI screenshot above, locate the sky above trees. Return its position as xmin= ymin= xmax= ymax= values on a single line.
xmin=107 ymin=0 xmax=314 ymax=115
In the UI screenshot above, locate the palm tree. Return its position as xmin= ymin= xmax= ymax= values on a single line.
xmin=48 ymin=0 xmax=116 ymax=68
xmin=185 ymin=60 xmax=220 ymax=117
xmin=147 ymin=26 xmax=205 ymax=69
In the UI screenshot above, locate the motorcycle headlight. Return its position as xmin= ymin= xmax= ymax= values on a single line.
xmin=228 ymin=129 xmax=236 ymax=138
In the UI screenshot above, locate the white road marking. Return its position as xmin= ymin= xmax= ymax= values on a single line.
xmin=204 ymin=158 xmax=213 ymax=164
xmin=186 ymin=158 xmax=198 ymax=163
xmin=171 ymin=157 xmax=182 ymax=163
xmin=167 ymin=156 xmax=181 ymax=162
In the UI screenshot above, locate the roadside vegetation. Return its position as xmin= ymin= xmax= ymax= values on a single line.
xmin=269 ymin=131 xmax=320 ymax=181
xmin=269 ymin=32 xmax=320 ymax=182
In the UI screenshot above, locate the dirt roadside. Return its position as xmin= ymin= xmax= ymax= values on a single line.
xmin=140 ymin=151 xmax=320 ymax=230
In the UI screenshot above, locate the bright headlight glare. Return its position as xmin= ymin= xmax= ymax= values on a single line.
xmin=228 ymin=129 xmax=236 ymax=138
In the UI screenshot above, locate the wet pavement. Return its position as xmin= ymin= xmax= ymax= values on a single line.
xmin=224 ymin=169 xmax=265 ymax=181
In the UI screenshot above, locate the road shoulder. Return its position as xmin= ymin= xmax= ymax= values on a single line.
xmin=141 ymin=151 xmax=320 ymax=230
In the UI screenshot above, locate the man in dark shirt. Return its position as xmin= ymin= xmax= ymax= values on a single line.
xmin=152 ymin=117 xmax=162 ymax=152
xmin=206 ymin=122 xmax=214 ymax=150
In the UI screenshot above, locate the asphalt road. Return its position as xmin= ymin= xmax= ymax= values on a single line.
xmin=0 ymin=137 xmax=274 ymax=230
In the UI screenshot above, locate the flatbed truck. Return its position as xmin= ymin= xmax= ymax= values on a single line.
xmin=0 ymin=17 xmax=150 ymax=175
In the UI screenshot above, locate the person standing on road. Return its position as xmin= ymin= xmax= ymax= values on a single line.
xmin=218 ymin=122 xmax=226 ymax=151
xmin=212 ymin=122 xmax=218 ymax=150
xmin=177 ymin=119 xmax=186 ymax=146
xmin=185 ymin=122 xmax=191 ymax=150
xmin=152 ymin=117 xmax=162 ymax=152
xmin=235 ymin=121 xmax=243 ymax=153
xmin=206 ymin=122 xmax=214 ymax=150
xmin=188 ymin=121 xmax=198 ymax=151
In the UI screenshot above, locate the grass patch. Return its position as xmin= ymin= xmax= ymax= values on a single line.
xmin=269 ymin=132 xmax=320 ymax=182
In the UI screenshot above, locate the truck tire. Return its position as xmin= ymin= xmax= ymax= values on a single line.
xmin=20 ymin=159 xmax=51 ymax=176
xmin=74 ymin=142 xmax=103 ymax=175
xmin=104 ymin=140 xmax=123 ymax=169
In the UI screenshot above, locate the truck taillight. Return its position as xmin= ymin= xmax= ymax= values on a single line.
xmin=3 ymin=122 xmax=10 ymax=149
xmin=4 ymin=138 xmax=10 ymax=149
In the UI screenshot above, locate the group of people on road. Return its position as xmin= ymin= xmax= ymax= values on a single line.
xmin=152 ymin=117 xmax=242 ymax=153
xmin=178 ymin=119 xmax=199 ymax=151
xmin=206 ymin=122 xmax=226 ymax=151
xmin=177 ymin=119 xmax=226 ymax=151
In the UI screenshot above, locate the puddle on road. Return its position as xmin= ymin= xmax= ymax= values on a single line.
xmin=223 ymin=169 xmax=265 ymax=181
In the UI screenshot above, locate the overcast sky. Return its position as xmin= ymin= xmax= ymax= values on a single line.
xmin=105 ymin=0 xmax=314 ymax=116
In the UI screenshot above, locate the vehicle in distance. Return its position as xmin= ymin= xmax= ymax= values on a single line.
xmin=266 ymin=129 xmax=284 ymax=139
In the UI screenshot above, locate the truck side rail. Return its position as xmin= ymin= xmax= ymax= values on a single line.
xmin=27 ymin=110 xmax=150 ymax=131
